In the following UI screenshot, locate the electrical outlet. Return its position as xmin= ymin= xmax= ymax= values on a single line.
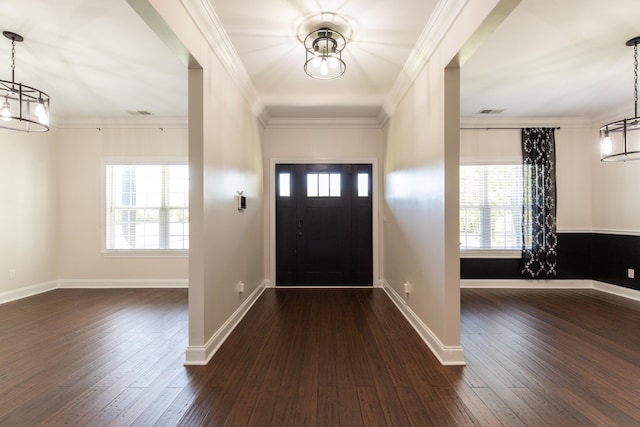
xmin=404 ymin=281 xmax=412 ymax=294
xmin=628 ymin=268 xmax=635 ymax=279
xmin=8 ymin=270 xmax=16 ymax=280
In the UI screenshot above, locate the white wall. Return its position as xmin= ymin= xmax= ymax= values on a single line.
xmin=148 ymin=0 xmax=266 ymax=361
xmin=592 ymin=125 xmax=640 ymax=234
xmin=460 ymin=126 xmax=593 ymax=232
xmin=0 ymin=128 xmax=58 ymax=297
xmin=382 ymin=0 xmax=514 ymax=365
xmin=56 ymin=127 xmax=189 ymax=283
xmin=263 ymin=127 xmax=384 ymax=282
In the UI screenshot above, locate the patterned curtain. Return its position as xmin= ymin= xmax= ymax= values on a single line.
xmin=521 ymin=128 xmax=557 ymax=278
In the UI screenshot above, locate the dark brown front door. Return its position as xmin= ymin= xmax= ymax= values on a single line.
xmin=276 ymin=163 xmax=372 ymax=286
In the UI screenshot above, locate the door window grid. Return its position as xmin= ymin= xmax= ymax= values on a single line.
xmin=307 ymin=173 xmax=341 ymax=197
xmin=279 ymin=171 xmax=370 ymax=198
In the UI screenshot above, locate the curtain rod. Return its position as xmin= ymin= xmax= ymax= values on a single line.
xmin=461 ymin=126 xmax=561 ymax=130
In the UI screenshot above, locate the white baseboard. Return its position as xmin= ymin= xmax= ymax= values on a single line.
xmin=380 ymin=278 xmax=640 ymax=366
xmin=461 ymin=279 xmax=592 ymax=289
xmin=57 ymin=279 xmax=189 ymax=289
xmin=593 ymin=281 xmax=640 ymax=302
xmin=381 ymin=280 xmax=466 ymax=366
xmin=462 ymin=279 xmax=640 ymax=301
xmin=0 ymin=281 xmax=58 ymax=305
xmin=184 ymin=280 xmax=267 ymax=366
xmin=1 ymin=279 xmax=188 ymax=306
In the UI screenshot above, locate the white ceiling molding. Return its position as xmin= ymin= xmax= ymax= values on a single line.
xmin=376 ymin=109 xmax=390 ymax=128
xmin=180 ymin=0 xmax=261 ymax=115
xmin=255 ymin=106 xmax=272 ymax=129
xmin=54 ymin=116 xmax=188 ymax=129
xmin=384 ymin=0 xmax=469 ymax=118
xmin=265 ymin=117 xmax=384 ymax=130
xmin=261 ymin=104 xmax=388 ymax=129
xmin=459 ymin=116 xmax=593 ymax=129
xmin=593 ymin=104 xmax=636 ymax=130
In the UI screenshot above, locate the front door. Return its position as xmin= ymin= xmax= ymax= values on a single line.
xmin=276 ymin=164 xmax=372 ymax=286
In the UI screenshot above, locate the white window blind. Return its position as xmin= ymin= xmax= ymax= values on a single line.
xmin=105 ymin=164 xmax=188 ymax=251
xmin=460 ymin=164 xmax=523 ymax=250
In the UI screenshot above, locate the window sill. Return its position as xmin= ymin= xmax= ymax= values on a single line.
xmin=461 ymin=249 xmax=521 ymax=259
xmin=102 ymin=250 xmax=188 ymax=259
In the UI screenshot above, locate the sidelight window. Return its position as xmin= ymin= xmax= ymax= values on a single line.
xmin=279 ymin=172 xmax=291 ymax=197
xmin=358 ymin=173 xmax=369 ymax=197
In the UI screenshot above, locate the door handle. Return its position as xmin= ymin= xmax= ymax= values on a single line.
xmin=297 ymin=219 xmax=303 ymax=229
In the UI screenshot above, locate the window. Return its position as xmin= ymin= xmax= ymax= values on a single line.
xmin=460 ymin=164 xmax=523 ymax=250
xmin=358 ymin=173 xmax=369 ymax=197
xmin=307 ymin=173 xmax=341 ymax=197
xmin=105 ymin=164 xmax=188 ymax=252
xmin=279 ymin=172 xmax=291 ymax=197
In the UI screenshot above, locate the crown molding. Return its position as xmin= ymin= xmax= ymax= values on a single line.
xmin=593 ymin=104 xmax=637 ymax=128
xmin=260 ymin=103 xmax=389 ymax=129
xmin=53 ymin=116 xmax=188 ymax=129
xmin=460 ymin=116 xmax=594 ymax=129
xmin=180 ymin=0 xmax=261 ymax=114
xmin=384 ymin=0 xmax=469 ymax=118
xmin=265 ymin=117 xmax=383 ymax=130
xmin=255 ymin=103 xmax=271 ymax=128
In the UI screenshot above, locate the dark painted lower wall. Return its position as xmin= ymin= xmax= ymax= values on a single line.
xmin=461 ymin=233 xmax=640 ymax=292
xmin=591 ymin=233 xmax=640 ymax=291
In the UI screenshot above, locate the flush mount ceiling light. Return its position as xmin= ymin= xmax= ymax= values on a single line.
xmin=600 ymin=36 xmax=640 ymax=161
xmin=0 ymin=31 xmax=50 ymax=132
xmin=304 ymin=27 xmax=346 ymax=80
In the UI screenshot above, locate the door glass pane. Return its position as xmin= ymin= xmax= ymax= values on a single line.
xmin=307 ymin=173 xmax=318 ymax=197
xmin=358 ymin=173 xmax=369 ymax=197
xmin=330 ymin=173 xmax=341 ymax=197
xmin=279 ymin=173 xmax=290 ymax=197
xmin=318 ymin=173 xmax=330 ymax=196
xmin=307 ymin=172 xmax=341 ymax=197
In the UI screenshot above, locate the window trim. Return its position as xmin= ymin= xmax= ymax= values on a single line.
xmin=460 ymin=249 xmax=521 ymax=259
xmin=101 ymin=158 xmax=189 ymax=258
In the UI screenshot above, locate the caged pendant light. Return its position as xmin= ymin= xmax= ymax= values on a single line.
xmin=304 ymin=27 xmax=346 ymax=80
xmin=600 ymin=36 xmax=640 ymax=161
xmin=0 ymin=31 xmax=50 ymax=132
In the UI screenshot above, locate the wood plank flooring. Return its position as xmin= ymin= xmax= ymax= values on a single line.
xmin=1 ymin=287 xmax=640 ymax=425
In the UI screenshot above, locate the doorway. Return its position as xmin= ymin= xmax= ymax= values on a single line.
xmin=275 ymin=163 xmax=373 ymax=286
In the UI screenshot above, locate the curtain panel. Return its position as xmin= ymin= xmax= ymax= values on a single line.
xmin=521 ymin=128 xmax=557 ymax=278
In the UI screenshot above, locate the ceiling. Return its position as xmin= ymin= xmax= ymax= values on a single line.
xmin=1 ymin=0 xmax=639 ymax=128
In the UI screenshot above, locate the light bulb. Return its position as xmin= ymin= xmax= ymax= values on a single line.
xmin=312 ymin=56 xmax=321 ymax=68
xmin=37 ymin=110 xmax=49 ymax=126
xmin=35 ymin=100 xmax=46 ymax=119
xmin=1 ymin=100 xmax=11 ymax=122
xmin=35 ymin=100 xmax=49 ymax=125
xmin=601 ymin=134 xmax=613 ymax=156
xmin=320 ymin=58 xmax=328 ymax=76
xmin=329 ymin=56 xmax=338 ymax=69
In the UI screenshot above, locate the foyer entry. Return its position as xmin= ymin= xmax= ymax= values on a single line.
xmin=275 ymin=164 xmax=373 ymax=286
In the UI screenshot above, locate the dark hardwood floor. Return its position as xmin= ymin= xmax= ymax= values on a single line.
xmin=1 ymin=287 xmax=640 ymax=426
